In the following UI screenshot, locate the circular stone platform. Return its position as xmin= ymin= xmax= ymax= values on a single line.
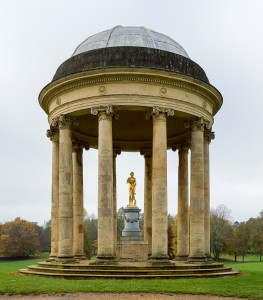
xmin=20 ymin=261 xmax=240 ymax=279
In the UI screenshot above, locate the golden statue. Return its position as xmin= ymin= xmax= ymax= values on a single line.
xmin=127 ymin=172 xmax=136 ymax=207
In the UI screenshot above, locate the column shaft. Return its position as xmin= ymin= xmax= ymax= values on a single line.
xmin=57 ymin=117 xmax=74 ymax=261
xmin=151 ymin=113 xmax=168 ymax=260
xmin=189 ymin=119 xmax=206 ymax=261
xmin=73 ymin=144 xmax=85 ymax=259
xmin=177 ymin=145 xmax=189 ymax=259
xmin=113 ymin=152 xmax=117 ymax=255
xmin=204 ymin=131 xmax=214 ymax=258
xmin=47 ymin=130 xmax=59 ymax=261
xmin=143 ymin=153 xmax=152 ymax=256
xmin=97 ymin=112 xmax=115 ymax=259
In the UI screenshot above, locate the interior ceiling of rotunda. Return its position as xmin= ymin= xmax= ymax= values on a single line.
xmin=70 ymin=108 xmax=193 ymax=151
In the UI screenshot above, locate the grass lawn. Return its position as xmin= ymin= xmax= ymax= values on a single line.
xmin=0 ymin=256 xmax=263 ymax=298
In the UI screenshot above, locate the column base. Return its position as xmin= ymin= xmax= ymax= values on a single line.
xmin=55 ymin=256 xmax=76 ymax=264
xmin=90 ymin=255 xmax=117 ymax=265
xmin=150 ymin=255 xmax=171 ymax=265
xmin=74 ymin=254 xmax=86 ymax=260
xmin=205 ymin=255 xmax=214 ymax=262
xmin=187 ymin=256 xmax=209 ymax=264
xmin=174 ymin=255 xmax=188 ymax=261
xmin=46 ymin=255 xmax=57 ymax=262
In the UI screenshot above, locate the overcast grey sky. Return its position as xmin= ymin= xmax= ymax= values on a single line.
xmin=1 ymin=0 xmax=263 ymax=225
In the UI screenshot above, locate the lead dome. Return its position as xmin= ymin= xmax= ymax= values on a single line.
xmin=72 ymin=26 xmax=190 ymax=58
xmin=52 ymin=26 xmax=209 ymax=83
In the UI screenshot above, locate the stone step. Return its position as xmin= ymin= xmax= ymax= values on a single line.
xmin=37 ymin=261 xmax=224 ymax=270
xmin=27 ymin=265 xmax=233 ymax=276
xmin=20 ymin=268 xmax=240 ymax=279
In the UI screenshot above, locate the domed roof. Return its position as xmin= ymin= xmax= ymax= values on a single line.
xmin=72 ymin=26 xmax=190 ymax=59
xmin=52 ymin=26 xmax=209 ymax=83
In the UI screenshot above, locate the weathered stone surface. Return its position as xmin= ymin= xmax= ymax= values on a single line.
xmin=122 ymin=207 xmax=142 ymax=237
xmin=151 ymin=113 xmax=168 ymax=260
xmin=117 ymin=237 xmax=148 ymax=261
xmin=53 ymin=47 xmax=209 ymax=83
xmin=177 ymin=145 xmax=189 ymax=259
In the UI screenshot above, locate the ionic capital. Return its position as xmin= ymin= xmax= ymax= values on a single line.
xmin=184 ymin=117 xmax=211 ymax=132
xmin=146 ymin=106 xmax=174 ymax=121
xmin=140 ymin=149 xmax=152 ymax=158
xmin=72 ymin=142 xmax=87 ymax=153
xmin=172 ymin=143 xmax=190 ymax=153
xmin=113 ymin=148 xmax=121 ymax=157
xmin=51 ymin=114 xmax=79 ymax=130
xmin=46 ymin=129 xmax=59 ymax=142
xmin=91 ymin=105 xmax=119 ymax=121
xmin=204 ymin=130 xmax=215 ymax=144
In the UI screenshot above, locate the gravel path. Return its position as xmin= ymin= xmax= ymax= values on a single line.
xmin=0 ymin=293 xmax=249 ymax=300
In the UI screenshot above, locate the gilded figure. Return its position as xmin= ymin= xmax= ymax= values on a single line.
xmin=127 ymin=172 xmax=136 ymax=207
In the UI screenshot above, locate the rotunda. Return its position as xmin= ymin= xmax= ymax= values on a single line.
xmin=42 ymin=25 xmax=222 ymax=262
xmin=21 ymin=26 xmax=240 ymax=279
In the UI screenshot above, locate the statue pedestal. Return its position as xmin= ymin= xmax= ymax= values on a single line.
xmin=117 ymin=206 xmax=148 ymax=261
xmin=122 ymin=207 xmax=141 ymax=237
xmin=117 ymin=236 xmax=148 ymax=261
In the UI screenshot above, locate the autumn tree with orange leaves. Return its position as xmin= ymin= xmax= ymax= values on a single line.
xmin=0 ymin=218 xmax=41 ymax=258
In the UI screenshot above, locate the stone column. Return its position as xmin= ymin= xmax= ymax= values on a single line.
xmin=204 ymin=130 xmax=215 ymax=258
xmin=46 ymin=129 xmax=59 ymax=261
xmin=56 ymin=115 xmax=75 ymax=262
xmin=188 ymin=117 xmax=206 ymax=262
xmin=176 ymin=144 xmax=189 ymax=260
xmin=141 ymin=150 xmax=152 ymax=257
xmin=72 ymin=143 xmax=85 ymax=259
xmin=150 ymin=107 xmax=173 ymax=261
xmin=91 ymin=106 xmax=116 ymax=261
xmin=113 ymin=148 xmax=121 ymax=254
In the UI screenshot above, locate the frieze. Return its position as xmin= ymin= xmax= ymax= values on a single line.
xmin=40 ymin=72 xmax=220 ymax=115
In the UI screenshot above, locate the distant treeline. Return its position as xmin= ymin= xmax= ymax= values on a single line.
xmin=1 ymin=206 xmax=262 ymax=261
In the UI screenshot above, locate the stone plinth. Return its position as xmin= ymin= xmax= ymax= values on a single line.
xmin=122 ymin=207 xmax=141 ymax=237
xmin=117 ymin=237 xmax=148 ymax=261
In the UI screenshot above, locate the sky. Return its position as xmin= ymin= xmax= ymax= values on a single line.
xmin=1 ymin=0 xmax=263 ymax=225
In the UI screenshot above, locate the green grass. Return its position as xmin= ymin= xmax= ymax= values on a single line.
xmin=0 ymin=257 xmax=263 ymax=298
xmin=219 ymin=254 xmax=262 ymax=263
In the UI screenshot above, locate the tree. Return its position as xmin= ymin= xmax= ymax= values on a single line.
xmin=0 ymin=218 xmax=41 ymax=258
xmin=210 ymin=204 xmax=232 ymax=261
xmin=168 ymin=224 xmax=175 ymax=259
xmin=41 ymin=220 xmax=51 ymax=252
xmin=250 ymin=211 xmax=263 ymax=261
xmin=226 ymin=223 xmax=239 ymax=262
xmin=84 ymin=227 xmax=93 ymax=259
xmin=171 ymin=215 xmax=177 ymax=257
xmin=235 ymin=221 xmax=251 ymax=262
xmin=83 ymin=212 xmax=97 ymax=257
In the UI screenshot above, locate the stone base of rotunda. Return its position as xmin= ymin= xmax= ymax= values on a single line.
xmin=174 ymin=255 xmax=188 ymax=261
xmin=90 ymin=255 xmax=117 ymax=265
xmin=150 ymin=255 xmax=171 ymax=265
xmin=187 ymin=256 xmax=211 ymax=264
xmin=20 ymin=259 xmax=240 ymax=279
xmin=117 ymin=237 xmax=148 ymax=261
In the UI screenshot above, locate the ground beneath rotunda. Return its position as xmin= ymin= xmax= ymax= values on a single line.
xmin=0 ymin=293 xmax=249 ymax=300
